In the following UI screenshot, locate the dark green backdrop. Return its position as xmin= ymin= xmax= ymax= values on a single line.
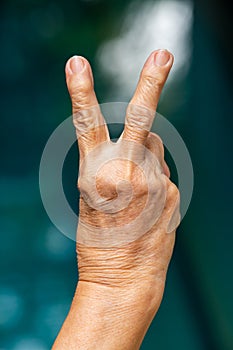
xmin=1 ymin=0 xmax=233 ymax=349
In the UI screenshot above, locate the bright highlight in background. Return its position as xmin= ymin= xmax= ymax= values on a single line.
xmin=97 ymin=0 xmax=193 ymax=97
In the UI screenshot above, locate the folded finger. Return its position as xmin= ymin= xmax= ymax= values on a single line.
xmin=145 ymin=132 xmax=170 ymax=177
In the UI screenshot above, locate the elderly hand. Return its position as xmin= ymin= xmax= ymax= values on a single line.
xmin=53 ymin=50 xmax=180 ymax=350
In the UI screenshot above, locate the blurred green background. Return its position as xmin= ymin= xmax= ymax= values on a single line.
xmin=0 ymin=0 xmax=233 ymax=349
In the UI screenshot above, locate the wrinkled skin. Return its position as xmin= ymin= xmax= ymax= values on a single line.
xmin=53 ymin=50 xmax=181 ymax=350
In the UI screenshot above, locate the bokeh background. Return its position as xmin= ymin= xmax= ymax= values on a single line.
xmin=1 ymin=0 xmax=233 ymax=349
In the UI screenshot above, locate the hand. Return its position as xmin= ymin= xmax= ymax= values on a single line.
xmin=53 ymin=49 xmax=180 ymax=350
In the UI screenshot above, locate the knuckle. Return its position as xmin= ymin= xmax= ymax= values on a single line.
xmin=77 ymin=176 xmax=88 ymax=195
xmin=70 ymin=79 xmax=93 ymax=101
xmin=149 ymin=176 xmax=164 ymax=195
xmin=168 ymin=181 xmax=180 ymax=199
xmin=136 ymin=180 xmax=148 ymax=196
xmin=141 ymin=72 xmax=164 ymax=94
xmin=78 ymin=173 xmax=94 ymax=196
xmin=97 ymin=179 xmax=120 ymax=201
xmin=149 ymin=133 xmax=164 ymax=152
xmin=124 ymin=125 xmax=148 ymax=142
xmin=149 ymin=132 xmax=163 ymax=146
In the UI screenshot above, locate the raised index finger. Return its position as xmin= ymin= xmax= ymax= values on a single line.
xmin=65 ymin=56 xmax=109 ymax=160
xmin=122 ymin=50 xmax=173 ymax=144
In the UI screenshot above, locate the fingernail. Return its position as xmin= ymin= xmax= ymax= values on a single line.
xmin=154 ymin=50 xmax=170 ymax=66
xmin=70 ymin=56 xmax=85 ymax=74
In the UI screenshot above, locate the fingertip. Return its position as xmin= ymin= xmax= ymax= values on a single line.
xmin=144 ymin=49 xmax=174 ymax=69
xmin=65 ymin=55 xmax=92 ymax=79
xmin=65 ymin=57 xmax=73 ymax=77
xmin=65 ymin=55 xmax=95 ymax=99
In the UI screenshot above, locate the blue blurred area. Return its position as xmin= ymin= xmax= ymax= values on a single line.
xmin=0 ymin=0 xmax=233 ymax=349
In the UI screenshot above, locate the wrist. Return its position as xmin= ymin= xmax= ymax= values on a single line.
xmin=76 ymin=233 xmax=169 ymax=313
xmin=53 ymin=280 xmax=162 ymax=350
xmin=73 ymin=280 xmax=162 ymax=349
xmin=76 ymin=278 xmax=164 ymax=315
